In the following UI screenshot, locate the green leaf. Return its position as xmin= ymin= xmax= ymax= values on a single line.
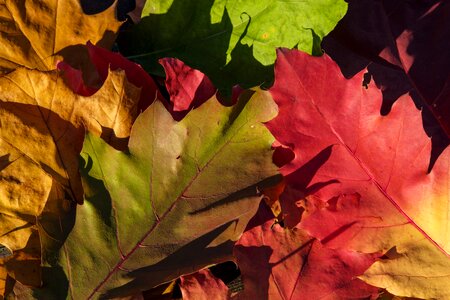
xmin=118 ymin=0 xmax=347 ymax=95
xmin=39 ymin=90 xmax=279 ymax=299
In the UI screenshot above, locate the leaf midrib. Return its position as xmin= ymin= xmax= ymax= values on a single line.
xmin=86 ymin=108 xmax=249 ymax=298
xmin=279 ymin=51 xmax=446 ymax=255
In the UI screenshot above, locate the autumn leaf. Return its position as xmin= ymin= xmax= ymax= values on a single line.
xmin=0 ymin=0 xmax=121 ymax=73
xmin=323 ymin=0 xmax=450 ymax=140
xmin=0 ymin=261 xmax=13 ymax=299
xmin=360 ymin=234 xmax=450 ymax=300
xmin=59 ymin=42 xmax=162 ymax=111
xmin=118 ymin=0 xmax=347 ymax=94
xmin=0 ymin=67 xmax=140 ymax=203
xmin=233 ymin=203 xmax=380 ymax=299
xmin=159 ymin=57 xmax=216 ymax=112
xmin=180 ymin=269 xmax=230 ymax=300
xmin=265 ymin=49 xmax=450 ymax=257
xmin=261 ymin=178 xmax=285 ymax=221
xmin=1 ymin=230 xmax=41 ymax=289
xmin=0 ymin=65 xmax=141 ymax=295
xmin=34 ymin=89 xmax=279 ymax=298
xmin=264 ymin=47 xmax=450 ymax=299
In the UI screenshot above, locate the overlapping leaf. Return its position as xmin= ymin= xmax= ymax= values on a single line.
xmin=266 ymin=48 xmax=450 ymax=255
xmin=58 ymin=42 xmax=162 ymax=111
xmin=323 ymin=0 xmax=450 ymax=141
xmin=361 ymin=234 xmax=450 ymax=299
xmin=0 ymin=67 xmax=140 ymax=204
xmin=159 ymin=57 xmax=216 ymax=112
xmin=0 ymin=0 xmax=121 ymax=73
xmin=233 ymin=204 xmax=379 ymax=299
xmin=265 ymin=48 xmax=450 ymax=299
xmin=118 ymin=0 xmax=347 ymax=94
xmin=37 ymin=89 xmax=279 ymax=298
xmin=180 ymin=269 xmax=230 ymax=300
xmin=0 ymin=66 xmax=141 ymax=295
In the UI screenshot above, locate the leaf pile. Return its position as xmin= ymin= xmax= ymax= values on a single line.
xmin=1 ymin=0 xmax=450 ymax=299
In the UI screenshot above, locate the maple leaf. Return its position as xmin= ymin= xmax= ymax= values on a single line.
xmin=323 ymin=0 xmax=450 ymax=141
xmin=0 ymin=0 xmax=121 ymax=73
xmin=180 ymin=269 xmax=230 ymax=300
xmin=34 ymin=90 xmax=279 ymax=298
xmin=233 ymin=203 xmax=380 ymax=299
xmin=159 ymin=57 xmax=216 ymax=112
xmin=266 ymin=48 xmax=450 ymax=256
xmin=118 ymin=0 xmax=347 ymax=94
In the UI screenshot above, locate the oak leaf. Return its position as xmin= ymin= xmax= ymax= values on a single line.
xmin=0 ymin=0 xmax=121 ymax=73
xmin=360 ymin=235 xmax=450 ymax=300
xmin=36 ymin=90 xmax=279 ymax=298
xmin=233 ymin=203 xmax=380 ymax=299
xmin=0 ymin=67 xmax=140 ymax=203
xmin=118 ymin=0 xmax=347 ymax=95
xmin=323 ymin=0 xmax=450 ymax=140
xmin=266 ymin=49 xmax=450 ymax=256
xmin=0 ymin=66 xmax=141 ymax=295
xmin=266 ymin=48 xmax=450 ymax=299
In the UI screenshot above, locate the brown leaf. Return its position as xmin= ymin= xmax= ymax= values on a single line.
xmin=0 ymin=0 xmax=121 ymax=73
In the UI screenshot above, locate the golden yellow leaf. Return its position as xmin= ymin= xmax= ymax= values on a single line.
xmin=0 ymin=67 xmax=140 ymax=203
xmin=0 ymin=264 xmax=6 ymax=298
xmin=360 ymin=229 xmax=450 ymax=300
xmin=0 ymin=67 xmax=141 ymax=290
xmin=2 ymin=229 xmax=41 ymax=288
xmin=0 ymin=0 xmax=121 ymax=73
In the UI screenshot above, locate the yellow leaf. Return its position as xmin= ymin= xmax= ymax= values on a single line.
xmin=0 ymin=67 xmax=141 ymax=288
xmin=0 ymin=67 xmax=140 ymax=203
xmin=2 ymin=229 xmax=41 ymax=289
xmin=0 ymin=264 xmax=6 ymax=298
xmin=360 ymin=230 xmax=450 ymax=300
xmin=0 ymin=0 xmax=121 ymax=72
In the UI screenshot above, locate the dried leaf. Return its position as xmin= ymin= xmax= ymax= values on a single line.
xmin=0 ymin=67 xmax=140 ymax=203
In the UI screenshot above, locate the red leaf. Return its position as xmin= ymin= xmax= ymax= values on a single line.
xmin=159 ymin=57 xmax=216 ymax=111
xmin=323 ymin=0 xmax=450 ymax=139
xmin=266 ymin=49 xmax=450 ymax=254
xmin=234 ymin=204 xmax=380 ymax=299
xmin=57 ymin=61 xmax=97 ymax=96
xmin=58 ymin=43 xmax=162 ymax=112
xmin=180 ymin=269 xmax=229 ymax=300
xmin=87 ymin=42 xmax=162 ymax=111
